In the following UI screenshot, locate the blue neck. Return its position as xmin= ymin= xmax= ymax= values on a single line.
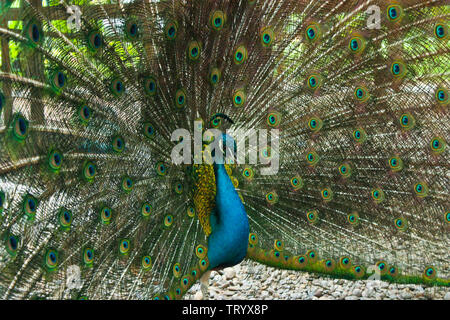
xmin=206 ymin=163 xmax=249 ymax=269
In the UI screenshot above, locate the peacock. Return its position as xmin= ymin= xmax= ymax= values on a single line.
xmin=0 ymin=0 xmax=448 ymax=300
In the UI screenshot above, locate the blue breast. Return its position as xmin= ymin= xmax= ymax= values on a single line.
xmin=207 ymin=163 xmax=249 ymax=269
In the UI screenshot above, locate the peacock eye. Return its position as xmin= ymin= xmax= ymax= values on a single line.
xmin=141 ymin=202 xmax=152 ymax=218
xmin=112 ymin=136 xmax=125 ymax=153
xmin=414 ymin=182 xmax=428 ymax=198
xmin=210 ymin=10 xmax=225 ymax=31
xmin=142 ymin=255 xmax=152 ymax=270
xmin=31 ymin=24 xmax=40 ymax=41
xmin=392 ymin=63 xmax=400 ymax=74
xmin=93 ymin=35 xmax=100 ymax=47
xmin=125 ymin=21 xmax=138 ymax=38
xmin=354 ymin=86 xmax=369 ymax=102
xmin=164 ymin=215 xmax=174 ymax=227
xmin=12 ymin=113 xmax=29 ymax=141
xmin=436 ymin=89 xmax=447 ymax=102
xmin=87 ymin=31 xmax=102 ymax=51
xmin=306 ymin=210 xmax=319 ymax=224
xmin=187 ymin=40 xmax=201 ymax=60
xmin=78 ymin=105 xmax=92 ymax=123
xmin=209 ymin=68 xmax=221 ymax=86
xmin=424 ymin=266 xmax=436 ymax=279
xmin=82 ymin=161 xmax=97 ymax=181
xmin=233 ymin=89 xmax=246 ymax=107
xmin=83 ymin=247 xmax=94 ymax=266
xmin=59 ymin=207 xmax=72 ymax=229
xmin=391 ymin=61 xmax=406 ymax=78
xmin=402 ymin=115 xmax=408 ymax=124
xmin=348 ymin=35 xmax=365 ymax=54
xmin=387 ymin=5 xmax=403 ymax=22
xmin=130 ymin=24 xmax=137 ymax=35
xmin=352 ymin=128 xmax=367 ymax=144
xmin=305 ymin=24 xmax=320 ymax=42
xmin=110 ymin=78 xmax=125 ymax=96
xmin=307 ymin=117 xmax=323 ymax=132
xmin=23 ymin=194 xmax=38 ymax=220
xmin=434 ymin=24 xmax=447 ymax=39
xmin=306 ymin=151 xmax=319 ymax=166
xmin=234 ymin=45 xmax=248 ymax=65
xmin=165 ymin=21 xmax=178 ymax=40
xmin=175 ymin=89 xmax=187 ymax=109
xmin=143 ymin=76 xmax=157 ymax=96
xmin=122 ymin=176 xmax=133 ymax=192
xmin=242 ymin=167 xmax=255 ymax=180
xmin=48 ymin=149 xmax=63 ymax=171
xmin=100 ymin=207 xmax=112 ymax=225
xmin=321 ymin=188 xmax=333 ymax=201
xmin=155 ymin=162 xmax=167 ymax=175
xmin=6 ymin=234 xmax=19 ymax=255
xmin=10 ymin=236 xmax=17 ymax=249
xmin=119 ymin=239 xmax=130 ymax=254
xmin=26 ymin=21 xmax=43 ymax=45
xmin=261 ymin=27 xmax=274 ymax=47
xmin=174 ymin=182 xmax=183 ymax=194
xmin=389 ymin=8 xmax=397 ymax=19
xmin=265 ymin=191 xmax=278 ymax=204
xmin=347 ymin=212 xmax=359 ymax=225
xmin=142 ymin=122 xmax=156 ymax=139
xmin=394 ymin=218 xmax=408 ymax=232
xmin=51 ymin=70 xmax=67 ymax=92
xmin=45 ymin=249 xmax=59 ymax=270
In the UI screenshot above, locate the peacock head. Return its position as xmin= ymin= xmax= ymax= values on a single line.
xmin=206 ymin=114 xmax=237 ymax=165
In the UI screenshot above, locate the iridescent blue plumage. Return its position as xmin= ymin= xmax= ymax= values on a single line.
xmin=207 ymin=163 xmax=249 ymax=269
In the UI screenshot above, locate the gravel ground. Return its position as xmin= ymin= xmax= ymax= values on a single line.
xmin=184 ymin=260 xmax=450 ymax=300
